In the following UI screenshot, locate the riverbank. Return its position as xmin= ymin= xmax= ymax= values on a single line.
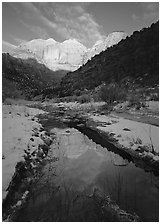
xmin=4 ymin=99 xmax=159 ymax=174
xmin=2 ymin=104 xmax=53 ymax=220
xmin=88 ymin=113 xmax=159 ymax=158
xmin=32 ymin=100 xmax=159 ymax=173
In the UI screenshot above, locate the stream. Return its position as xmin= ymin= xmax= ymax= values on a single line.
xmin=14 ymin=116 xmax=159 ymax=222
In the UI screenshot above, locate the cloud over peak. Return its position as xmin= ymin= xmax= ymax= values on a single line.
xmin=2 ymin=40 xmax=16 ymax=53
xmin=52 ymin=3 xmax=105 ymax=47
xmin=3 ymin=2 xmax=159 ymax=52
xmin=9 ymin=2 xmax=105 ymax=47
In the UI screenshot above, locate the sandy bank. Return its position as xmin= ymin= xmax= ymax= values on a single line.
xmin=89 ymin=114 xmax=159 ymax=161
xmin=2 ymin=104 xmax=45 ymax=199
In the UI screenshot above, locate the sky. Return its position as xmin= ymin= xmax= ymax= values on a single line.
xmin=2 ymin=2 xmax=159 ymax=52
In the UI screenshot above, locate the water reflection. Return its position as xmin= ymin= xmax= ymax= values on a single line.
xmin=15 ymin=127 xmax=158 ymax=221
xmin=49 ymin=128 xmax=158 ymax=221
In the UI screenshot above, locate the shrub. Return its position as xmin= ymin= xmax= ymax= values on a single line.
xmin=150 ymin=93 xmax=159 ymax=101
xmin=92 ymin=93 xmax=101 ymax=102
xmin=77 ymin=94 xmax=91 ymax=104
xmin=71 ymin=95 xmax=78 ymax=102
xmin=55 ymin=98 xmax=61 ymax=103
xmin=127 ymin=94 xmax=141 ymax=107
xmin=99 ymin=83 xmax=127 ymax=103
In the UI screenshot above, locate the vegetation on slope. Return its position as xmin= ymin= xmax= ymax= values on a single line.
xmin=2 ymin=53 xmax=67 ymax=100
xmin=60 ymin=21 xmax=159 ymax=97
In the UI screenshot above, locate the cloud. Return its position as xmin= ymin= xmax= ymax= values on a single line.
xmin=30 ymin=26 xmax=50 ymax=39
xmin=2 ymin=40 xmax=16 ymax=48
xmin=10 ymin=2 xmax=57 ymax=30
xmin=132 ymin=3 xmax=158 ymax=25
xmin=141 ymin=2 xmax=158 ymax=11
xmin=20 ymin=21 xmax=50 ymax=39
xmin=9 ymin=2 xmax=104 ymax=47
xmin=10 ymin=35 xmax=27 ymax=44
xmin=132 ymin=14 xmax=140 ymax=21
xmin=141 ymin=2 xmax=159 ymax=22
xmin=49 ymin=3 xmax=105 ymax=47
xmin=2 ymin=40 xmax=16 ymax=53
xmin=143 ymin=11 xmax=159 ymax=21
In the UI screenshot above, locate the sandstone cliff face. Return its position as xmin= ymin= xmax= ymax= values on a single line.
xmin=11 ymin=38 xmax=87 ymax=71
xmin=44 ymin=39 xmax=88 ymax=71
xmin=11 ymin=32 xmax=127 ymax=71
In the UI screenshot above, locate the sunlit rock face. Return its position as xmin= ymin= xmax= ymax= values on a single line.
xmin=11 ymin=32 xmax=127 ymax=71
xmin=11 ymin=38 xmax=87 ymax=71
xmin=83 ymin=31 xmax=128 ymax=63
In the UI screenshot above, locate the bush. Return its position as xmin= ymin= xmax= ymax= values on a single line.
xmin=77 ymin=94 xmax=91 ymax=104
xmin=127 ymin=94 xmax=141 ymax=107
xmin=99 ymin=83 xmax=127 ymax=103
xmin=55 ymin=98 xmax=61 ymax=103
xmin=54 ymin=94 xmax=91 ymax=104
xmin=150 ymin=93 xmax=159 ymax=101
xmin=70 ymin=95 xmax=78 ymax=102
xmin=92 ymin=93 xmax=101 ymax=102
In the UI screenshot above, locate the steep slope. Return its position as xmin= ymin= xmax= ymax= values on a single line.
xmin=11 ymin=38 xmax=87 ymax=72
xmin=2 ymin=53 xmax=66 ymax=100
xmin=84 ymin=31 xmax=127 ymax=63
xmin=60 ymin=22 xmax=159 ymax=96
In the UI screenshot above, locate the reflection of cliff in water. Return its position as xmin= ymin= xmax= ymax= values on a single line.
xmin=14 ymin=126 xmax=159 ymax=222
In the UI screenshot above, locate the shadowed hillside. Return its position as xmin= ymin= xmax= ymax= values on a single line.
xmin=2 ymin=53 xmax=67 ymax=100
xmin=60 ymin=21 xmax=159 ymax=97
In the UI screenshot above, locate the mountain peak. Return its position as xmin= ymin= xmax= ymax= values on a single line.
xmin=105 ymin=31 xmax=127 ymax=47
xmin=62 ymin=38 xmax=85 ymax=46
xmin=83 ymin=31 xmax=127 ymax=63
xmin=64 ymin=38 xmax=79 ymax=42
xmin=111 ymin=30 xmax=126 ymax=33
xmin=11 ymin=37 xmax=87 ymax=71
xmin=46 ymin=38 xmax=57 ymax=43
xmin=10 ymin=31 xmax=127 ymax=72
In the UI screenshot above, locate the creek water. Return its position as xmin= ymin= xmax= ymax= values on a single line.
xmin=15 ymin=120 xmax=159 ymax=222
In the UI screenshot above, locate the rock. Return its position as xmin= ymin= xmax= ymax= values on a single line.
xmin=83 ymin=31 xmax=127 ymax=63
xmin=123 ymin=128 xmax=131 ymax=131
xmin=11 ymin=38 xmax=87 ymax=72
xmin=43 ymin=138 xmax=52 ymax=146
xmin=11 ymin=32 xmax=127 ymax=72
xmin=39 ymin=127 xmax=44 ymax=132
xmin=40 ymin=144 xmax=49 ymax=155
xmin=30 ymin=138 xmax=34 ymax=142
